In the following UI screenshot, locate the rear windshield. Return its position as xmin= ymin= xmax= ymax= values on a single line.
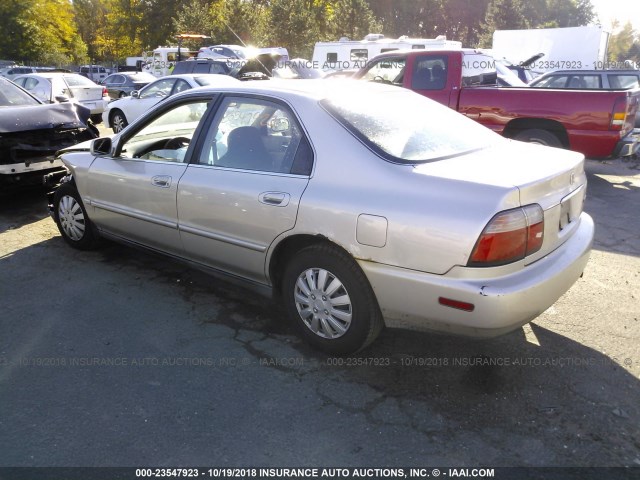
xmin=63 ymin=74 xmax=97 ymax=87
xmin=321 ymin=89 xmax=501 ymax=163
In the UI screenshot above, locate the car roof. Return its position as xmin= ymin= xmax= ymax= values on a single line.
xmin=170 ymin=78 xmax=403 ymax=102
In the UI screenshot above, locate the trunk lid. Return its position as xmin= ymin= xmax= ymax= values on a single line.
xmin=413 ymin=140 xmax=587 ymax=263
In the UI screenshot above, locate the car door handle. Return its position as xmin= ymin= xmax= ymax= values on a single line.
xmin=151 ymin=175 xmax=171 ymax=188
xmin=259 ymin=192 xmax=290 ymax=207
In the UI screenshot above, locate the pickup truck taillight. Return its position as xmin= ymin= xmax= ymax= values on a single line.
xmin=610 ymin=97 xmax=630 ymax=132
xmin=468 ymin=204 xmax=544 ymax=267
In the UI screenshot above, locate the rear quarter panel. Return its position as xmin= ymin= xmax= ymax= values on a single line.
xmin=282 ymin=97 xmax=520 ymax=275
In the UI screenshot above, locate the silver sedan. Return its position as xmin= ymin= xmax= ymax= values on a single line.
xmin=50 ymin=80 xmax=594 ymax=354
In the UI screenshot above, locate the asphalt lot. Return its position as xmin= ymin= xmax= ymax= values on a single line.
xmin=0 ymin=148 xmax=639 ymax=469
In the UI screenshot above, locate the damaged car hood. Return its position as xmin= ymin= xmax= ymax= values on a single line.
xmin=0 ymin=102 xmax=92 ymax=134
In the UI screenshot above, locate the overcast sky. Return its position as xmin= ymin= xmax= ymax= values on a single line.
xmin=589 ymin=0 xmax=640 ymax=31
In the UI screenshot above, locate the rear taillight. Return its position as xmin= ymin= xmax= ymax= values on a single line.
xmin=102 ymin=87 xmax=108 ymax=97
xmin=610 ymin=97 xmax=628 ymax=131
xmin=468 ymin=204 xmax=544 ymax=267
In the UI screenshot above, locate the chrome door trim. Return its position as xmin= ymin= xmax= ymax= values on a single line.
xmin=179 ymin=224 xmax=267 ymax=253
xmin=90 ymin=199 xmax=177 ymax=229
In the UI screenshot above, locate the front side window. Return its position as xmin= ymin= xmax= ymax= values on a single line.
xmin=322 ymin=89 xmax=501 ymax=163
xmin=534 ymin=75 xmax=569 ymax=88
xmin=360 ymin=57 xmax=405 ymax=85
xmin=119 ymin=100 xmax=210 ymax=163
xmin=198 ymin=97 xmax=312 ymax=175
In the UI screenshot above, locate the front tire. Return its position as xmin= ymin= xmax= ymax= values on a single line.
xmin=282 ymin=244 xmax=384 ymax=354
xmin=53 ymin=183 xmax=99 ymax=250
xmin=110 ymin=110 xmax=128 ymax=133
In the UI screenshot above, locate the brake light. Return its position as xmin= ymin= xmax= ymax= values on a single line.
xmin=468 ymin=204 xmax=544 ymax=267
xmin=102 ymin=87 xmax=108 ymax=97
xmin=610 ymin=97 xmax=628 ymax=131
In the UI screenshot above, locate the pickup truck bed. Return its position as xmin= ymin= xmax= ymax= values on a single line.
xmin=355 ymin=49 xmax=640 ymax=159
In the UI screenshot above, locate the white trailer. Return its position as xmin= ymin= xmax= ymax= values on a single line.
xmin=312 ymin=34 xmax=462 ymax=71
xmin=492 ymin=26 xmax=610 ymax=74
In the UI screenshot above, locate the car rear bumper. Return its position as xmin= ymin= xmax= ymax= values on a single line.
xmin=359 ymin=212 xmax=594 ymax=337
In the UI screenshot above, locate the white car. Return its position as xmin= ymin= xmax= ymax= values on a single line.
xmin=13 ymin=72 xmax=109 ymax=123
xmin=102 ymin=74 xmax=240 ymax=133
xmin=50 ymin=80 xmax=593 ymax=354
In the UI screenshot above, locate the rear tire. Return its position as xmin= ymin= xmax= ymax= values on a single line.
xmin=90 ymin=114 xmax=103 ymax=125
xmin=53 ymin=183 xmax=99 ymax=250
xmin=514 ymin=129 xmax=562 ymax=148
xmin=119 ymin=91 xmax=126 ymax=98
xmin=282 ymin=243 xmax=384 ymax=354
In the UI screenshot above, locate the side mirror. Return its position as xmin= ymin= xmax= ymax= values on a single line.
xmin=131 ymin=90 xmax=139 ymax=98
xmin=55 ymin=95 xmax=70 ymax=103
xmin=90 ymin=137 xmax=112 ymax=156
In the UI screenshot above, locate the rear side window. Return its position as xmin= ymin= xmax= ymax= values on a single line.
xmin=326 ymin=52 xmax=337 ymax=63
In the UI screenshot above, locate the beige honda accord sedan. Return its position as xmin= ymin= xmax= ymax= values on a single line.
xmin=49 ymin=80 xmax=594 ymax=354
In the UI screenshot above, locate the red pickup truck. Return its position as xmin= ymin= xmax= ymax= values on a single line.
xmin=354 ymin=49 xmax=640 ymax=159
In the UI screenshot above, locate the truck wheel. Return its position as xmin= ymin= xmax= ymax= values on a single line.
xmin=514 ymin=129 xmax=562 ymax=148
xmin=53 ymin=183 xmax=99 ymax=250
xmin=282 ymin=244 xmax=384 ymax=355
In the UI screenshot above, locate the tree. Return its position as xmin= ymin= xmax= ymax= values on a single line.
xmin=479 ymin=0 xmax=530 ymax=47
xmin=331 ymin=0 xmax=381 ymax=41
xmin=73 ymin=0 xmax=108 ymax=61
xmin=0 ymin=0 xmax=87 ymax=64
xmin=608 ymin=21 xmax=640 ymax=63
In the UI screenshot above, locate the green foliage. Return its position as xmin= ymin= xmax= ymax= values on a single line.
xmin=0 ymin=0 xmax=87 ymax=64
xmin=0 ymin=0 xmax=604 ymax=65
xmin=608 ymin=21 xmax=640 ymax=64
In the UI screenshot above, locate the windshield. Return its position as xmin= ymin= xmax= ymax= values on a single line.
xmin=0 ymin=77 xmax=41 ymax=107
xmin=322 ymin=89 xmax=501 ymax=163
